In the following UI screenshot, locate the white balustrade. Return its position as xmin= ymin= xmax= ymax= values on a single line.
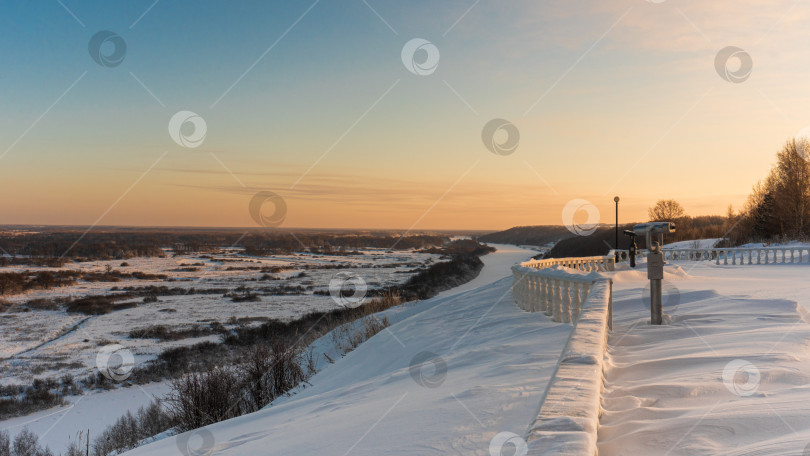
xmin=511 ymin=264 xmax=611 ymax=327
xmin=522 ymin=255 xmax=616 ymax=272
xmin=657 ymin=247 xmax=810 ymax=265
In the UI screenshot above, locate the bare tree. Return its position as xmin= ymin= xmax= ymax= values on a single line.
xmin=648 ymin=200 xmax=686 ymax=221
xmin=772 ymin=139 xmax=810 ymax=236
xmin=740 ymin=139 xmax=810 ymax=240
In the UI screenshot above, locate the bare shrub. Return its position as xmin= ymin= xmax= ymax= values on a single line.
xmin=267 ymin=339 xmax=307 ymax=401
xmin=0 ymin=380 xmax=65 ymax=420
xmin=0 ymin=430 xmax=9 ymax=456
xmin=64 ymin=440 xmax=83 ymax=456
xmin=332 ymin=315 xmax=390 ymax=355
xmin=239 ymin=345 xmax=274 ymax=412
xmin=165 ymin=368 xmax=243 ymax=432
xmin=90 ymin=399 xmax=170 ymax=456
xmin=12 ymin=429 xmax=48 ymax=456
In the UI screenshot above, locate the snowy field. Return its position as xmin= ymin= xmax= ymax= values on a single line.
xmin=0 ymin=249 xmax=440 ymax=385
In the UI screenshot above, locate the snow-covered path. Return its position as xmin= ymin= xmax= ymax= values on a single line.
xmin=598 ymin=261 xmax=810 ymax=455
xmin=125 ymin=244 xmax=577 ymax=456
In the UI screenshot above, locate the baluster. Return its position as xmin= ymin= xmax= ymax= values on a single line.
xmin=570 ymin=282 xmax=582 ymax=322
xmin=519 ymin=274 xmax=526 ymax=309
xmin=525 ymin=275 xmax=531 ymax=305
xmin=538 ymin=276 xmax=547 ymax=312
xmin=518 ymin=274 xmax=525 ymax=310
xmin=525 ymin=275 xmax=532 ymax=309
xmin=791 ymin=249 xmax=796 ymax=264
xmin=544 ymin=277 xmax=553 ymax=316
xmin=535 ymin=276 xmax=543 ymax=311
xmin=534 ymin=277 xmax=541 ymax=311
xmin=552 ymin=280 xmax=562 ymax=322
xmin=561 ymin=281 xmax=571 ymax=323
xmin=517 ymin=272 xmax=524 ymax=309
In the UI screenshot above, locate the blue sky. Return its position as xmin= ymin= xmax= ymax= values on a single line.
xmin=1 ymin=0 xmax=808 ymax=228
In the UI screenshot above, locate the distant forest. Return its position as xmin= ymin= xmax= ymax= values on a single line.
xmin=0 ymin=229 xmax=458 ymax=263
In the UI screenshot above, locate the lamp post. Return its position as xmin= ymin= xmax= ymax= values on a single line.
xmin=614 ymin=196 xmax=620 ymax=261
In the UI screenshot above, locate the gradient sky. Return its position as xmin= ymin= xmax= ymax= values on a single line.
xmin=1 ymin=0 xmax=808 ymax=230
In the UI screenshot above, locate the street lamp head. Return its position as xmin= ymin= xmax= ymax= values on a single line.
xmin=614 ymin=196 xmax=620 ymax=203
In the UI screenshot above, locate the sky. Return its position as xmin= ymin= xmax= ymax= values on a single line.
xmin=1 ymin=0 xmax=809 ymax=230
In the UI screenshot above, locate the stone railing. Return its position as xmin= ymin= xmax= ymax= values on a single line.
xmin=511 ymin=265 xmax=611 ymax=326
xmin=610 ymin=249 xmax=646 ymax=263
xmin=512 ymin=257 xmax=615 ymax=454
xmin=521 ymin=255 xmax=615 ymax=272
xmin=524 ymin=277 xmax=613 ymax=454
xmin=662 ymin=247 xmax=810 ymax=265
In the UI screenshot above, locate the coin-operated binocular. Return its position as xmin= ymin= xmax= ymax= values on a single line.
xmin=622 ymin=230 xmax=638 ymax=268
xmin=633 ymin=222 xmax=675 ymax=325
xmin=632 ymin=222 xmax=676 ymax=251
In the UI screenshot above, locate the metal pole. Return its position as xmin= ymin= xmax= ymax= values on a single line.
xmin=614 ymin=196 xmax=620 ymax=260
xmin=648 ymin=242 xmax=664 ymax=325
xmin=650 ymin=278 xmax=663 ymax=325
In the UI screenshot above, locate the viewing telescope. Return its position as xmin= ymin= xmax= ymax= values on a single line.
xmin=632 ymin=222 xmax=676 ymax=250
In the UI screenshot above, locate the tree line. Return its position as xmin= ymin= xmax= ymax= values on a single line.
xmin=649 ymin=139 xmax=810 ymax=245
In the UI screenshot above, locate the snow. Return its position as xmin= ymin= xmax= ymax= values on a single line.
xmin=9 ymin=242 xmax=810 ymax=456
xmin=0 ymin=383 xmax=171 ymax=452
xmin=124 ymin=244 xmax=578 ymax=456
xmin=598 ymin=260 xmax=810 ymax=455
